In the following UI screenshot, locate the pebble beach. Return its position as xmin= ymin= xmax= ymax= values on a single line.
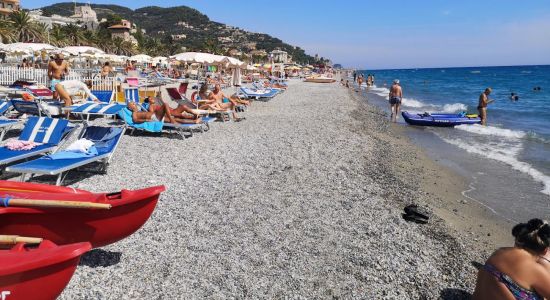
xmin=41 ymin=79 xmax=510 ymax=299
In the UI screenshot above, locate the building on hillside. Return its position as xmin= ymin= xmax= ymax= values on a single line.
xmin=108 ymin=20 xmax=138 ymax=45
xmin=29 ymin=10 xmax=76 ymax=28
xmin=270 ymin=49 xmax=289 ymax=64
xmin=70 ymin=4 xmax=98 ymax=30
xmin=29 ymin=4 xmax=98 ymax=30
xmin=0 ymin=0 xmax=19 ymax=19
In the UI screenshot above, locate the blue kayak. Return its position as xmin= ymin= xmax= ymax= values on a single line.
xmin=402 ymin=111 xmax=481 ymax=127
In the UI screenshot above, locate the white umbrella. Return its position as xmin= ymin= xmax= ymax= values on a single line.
xmin=129 ymin=54 xmax=152 ymax=63
xmin=226 ymin=57 xmax=246 ymax=69
xmin=62 ymin=46 xmax=105 ymax=56
xmin=0 ymin=43 xmax=57 ymax=55
xmin=171 ymin=52 xmax=228 ymax=65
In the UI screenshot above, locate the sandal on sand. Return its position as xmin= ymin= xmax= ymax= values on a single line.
xmin=402 ymin=213 xmax=429 ymax=224
xmin=234 ymin=117 xmax=246 ymax=122
xmin=402 ymin=204 xmax=430 ymax=224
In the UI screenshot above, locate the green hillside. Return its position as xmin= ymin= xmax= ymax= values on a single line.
xmin=38 ymin=2 xmax=318 ymax=64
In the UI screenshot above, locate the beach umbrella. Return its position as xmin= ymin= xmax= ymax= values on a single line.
xmin=62 ymin=46 xmax=105 ymax=56
xmin=129 ymin=54 xmax=152 ymax=63
xmin=0 ymin=43 xmax=57 ymax=55
xmin=171 ymin=52 xmax=228 ymax=65
xmin=225 ymin=57 xmax=246 ymax=69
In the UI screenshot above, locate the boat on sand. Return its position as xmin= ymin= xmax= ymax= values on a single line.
xmin=0 ymin=238 xmax=91 ymax=300
xmin=0 ymin=181 xmax=165 ymax=248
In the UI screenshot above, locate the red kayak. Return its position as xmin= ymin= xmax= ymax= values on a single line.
xmin=0 ymin=240 xmax=91 ymax=300
xmin=0 ymin=181 xmax=166 ymax=247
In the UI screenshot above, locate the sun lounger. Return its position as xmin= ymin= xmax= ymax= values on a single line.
xmin=91 ymin=90 xmax=115 ymax=103
xmin=6 ymin=126 xmax=125 ymax=186
xmin=11 ymin=100 xmax=52 ymax=117
xmin=117 ymin=107 xmax=211 ymax=139
xmin=0 ymin=100 xmax=12 ymax=116
xmin=239 ymin=87 xmax=279 ymax=100
xmin=0 ymin=117 xmax=75 ymax=167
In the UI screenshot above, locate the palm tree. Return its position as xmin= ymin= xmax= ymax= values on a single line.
xmin=49 ymin=25 xmax=67 ymax=47
xmin=9 ymin=10 xmax=41 ymax=42
xmin=0 ymin=19 xmax=14 ymax=43
xmin=63 ymin=24 xmax=84 ymax=45
xmin=111 ymin=37 xmax=136 ymax=56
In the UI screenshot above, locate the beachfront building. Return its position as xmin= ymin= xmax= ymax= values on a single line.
xmin=108 ymin=20 xmax=138 ymax=45
xmin=270 ymin=49 xmax=289 ymax=64
xmin=0 ymin=0 xmax=19 ymax=19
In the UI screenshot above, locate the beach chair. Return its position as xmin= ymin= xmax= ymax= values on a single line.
xmin=0 ymin=117 xmax=76 ymax=168
xmin=0 ymin=119 xmax=20 ymax=141
xmin=239 ymin=87 xmax=279 ymax=100
xmin=0 ymin=100 xmax=13 ymax=116
xmin=117 ymin=107 xmax=209 ymax=139
xmin=91 ymin=90 xmax=115 ymax=103
xmin=6 ymin=126 xmax=125 ymax=186
xmin=10 ymin=100 xmax=56 ymax=117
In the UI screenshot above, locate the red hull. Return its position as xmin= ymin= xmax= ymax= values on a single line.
xmin=0 ymin=181 xmax=165 ymax=248
xmin=0 ymin=240 xmax=91 ymax=300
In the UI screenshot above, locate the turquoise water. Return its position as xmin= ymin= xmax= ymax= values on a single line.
xmin=359 ymin=65 xmax=550 ymax=197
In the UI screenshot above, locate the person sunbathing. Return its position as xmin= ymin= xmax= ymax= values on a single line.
xmin=127 ymin=99 xmax=201 ymax=125
xmin=209 ymin=84 xmax=244 ymax=121
xmin=473 ymin=218 xmax=550 ymax=300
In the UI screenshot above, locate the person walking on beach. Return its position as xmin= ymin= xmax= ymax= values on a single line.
xmin=478 ymin=87 xmax=494 ymax=126
xmin=357 ymin=74 xmax=364 ymax=92
xmin=389 ymin=79 xmax=402 ymax=122
xmin=473 ymin=218 xmax=550 ymax=299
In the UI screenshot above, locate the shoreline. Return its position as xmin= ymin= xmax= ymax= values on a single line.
xmin=351 ymin=86 xmax=514 ymax=248
xmin=52 ymin=79 xmax=517 ymax=298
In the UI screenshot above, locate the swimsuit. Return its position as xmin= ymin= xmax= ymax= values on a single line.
xmin=483 ymin=264 xmax=543 ymax=300
xmin=389 ymin=96 xmax=401 ymax=105
xmin=50 ymin=79 xmax=62 ymax=91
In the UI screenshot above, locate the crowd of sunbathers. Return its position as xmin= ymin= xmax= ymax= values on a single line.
xmin=128 ymin=83 xmax=251 ymax=125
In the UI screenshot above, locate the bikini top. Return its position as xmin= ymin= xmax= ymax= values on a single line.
xmin=484 ymin=264 xmax=543 ymax=300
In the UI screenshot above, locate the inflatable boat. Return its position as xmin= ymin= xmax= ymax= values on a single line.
xmin=402 ymin=111 xmax=481 ymax=127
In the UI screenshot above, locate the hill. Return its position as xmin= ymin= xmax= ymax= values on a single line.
xmin=38 ymin=2 xmax=319 ymax=64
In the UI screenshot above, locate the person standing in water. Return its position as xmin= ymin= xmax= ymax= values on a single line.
xmin=478 ymin=87 xmax=494 ymax=126
xmin=389 ymin=79 xmax=402 ymax=123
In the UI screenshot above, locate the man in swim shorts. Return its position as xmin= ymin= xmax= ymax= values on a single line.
xmin=48 ymin=53 xmax=69 ymax=99
xmin=389 ymin=79 xmax=403 ymax=123
xmin=478 ymin=87 xmax=494 ymax=126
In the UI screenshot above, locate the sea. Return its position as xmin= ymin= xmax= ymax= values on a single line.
xmin=357 ymin=65 xmax=550 ymax=223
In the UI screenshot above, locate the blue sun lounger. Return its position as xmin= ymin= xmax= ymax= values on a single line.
xmin=117 ymin=107 xmax=212 ymax=139
xmin=0 ymin=117 xmax=75 ymax=167
xmin=0 ymin=119 xmax=20 ymax=141
xmin=10 ymin=100 xmax=55 ymax=117
xmin=239 ymin=87 xmax=279 ymax=100
xmin=0 ymin=100 xmax=12 ymax=115
xmin=6 ymin=126 xmax=125 ymax=185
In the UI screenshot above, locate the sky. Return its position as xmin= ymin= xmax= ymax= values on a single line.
xmin=22 ymin=0 xmax=550 ymax=69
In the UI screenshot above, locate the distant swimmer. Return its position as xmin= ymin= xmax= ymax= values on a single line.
xmin=478 ymin=87 xmax=494 ymax=126
xmin=389 ymin=79 xmax=403 ymax=123
xmin=534 ymin=86 xmax=542 ymax=91
xmin=510 ymin=92 xmax=519 ymax=101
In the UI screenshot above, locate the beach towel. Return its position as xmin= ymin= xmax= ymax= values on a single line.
xmin=118 ymin=108 xmax=164 ymax=132
xmin=43 ymin=146 xmax=98 ymax=160
xmin=6 ymin=139 xmax=42 ymax=151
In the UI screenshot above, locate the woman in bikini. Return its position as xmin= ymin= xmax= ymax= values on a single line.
xmin=473 ymin=218 xmax=550 ymax=300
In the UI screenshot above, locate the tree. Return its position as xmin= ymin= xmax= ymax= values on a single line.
xmin=63 ymin=24 xmax=85 ymax=46
xmin=0 ymin=19 xmax=14 ymax=43
xmin=9 ymin=10 xmax=42 ymax=42
xmin=49 ymin=25 xmax=67 ymax=47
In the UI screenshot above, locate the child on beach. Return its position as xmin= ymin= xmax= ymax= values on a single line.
xmin=473 ymin=218 xmax=550 ymax=300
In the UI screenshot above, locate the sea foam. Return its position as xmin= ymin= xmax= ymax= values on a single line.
xmin=440 ymin=137 xmax=550 ymax=196
xmin=455 ymin=124 xmax=527 ymax=139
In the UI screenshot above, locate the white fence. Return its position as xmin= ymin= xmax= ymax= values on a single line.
xmin=0 ymin=67 xmax=116 ymax=90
